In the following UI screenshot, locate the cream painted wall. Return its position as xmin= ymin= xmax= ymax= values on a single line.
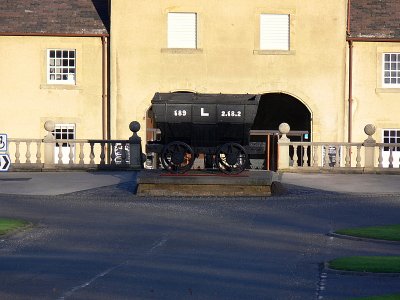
xmin=111 ymin=0 xmax=348 ymax=142
xmin=350 ymin=42 xmax=400 ymax=144
xmin=0 ymin=36 xmax=104 ymax=139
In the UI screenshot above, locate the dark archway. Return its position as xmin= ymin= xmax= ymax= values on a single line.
xmin=251 ymin=93 xmax=312 ymax=170
xmin=252 ymin=93 xmax=311 ymax=133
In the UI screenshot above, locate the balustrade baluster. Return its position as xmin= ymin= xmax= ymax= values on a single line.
xmin=356 ymin=145 xmax=362 ymax=168
xmin=335 ymin=146 xmax=340 ymax=167
xmin=15 ymin=141 xmax=20 ymax=164
xmin=302 ymin=145 xmax=308 ymax=167
xmin=324 ymin=145 xmax=330 ymax=167
xmin=121 ymin=142 xmax=127 ymax=166
xmin=378 ymin=146 xmax=383 ymax=168
xmin=100 ymin=142 xmax=106 ymax=165
xmin=58 ymin=142 xmax=63 ymax=164
xmin=36 ymin=141 xmax=41 ymax=164
xmin=25 ymin=141 xmax=31 ymax=163
xmin=345 ymin=146 xmax=351 ymax=167
xmin=69 ymin=142 xmax=74 ymax=165
xmin=313 ymin=145 xmax=318 ymax=167
xmin=89 ymin=142 xmax=95 ymax=165
xmin=79 ymin=143 xmax=85 ymax=165
xmin=398 ymin=152 xmax=400 ymax=169
xmin=292 ymin=145 xmax=298 ymax=168
xmin=111 ymin=142 xmax=116 ymax=165
xmin=300 ymin=145 xmax=304 ymax=166
xmin=389 ymin=147 xmax=394 ymax=168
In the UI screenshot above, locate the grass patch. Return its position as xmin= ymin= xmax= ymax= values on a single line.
xmin=0 ymin=218 xmax=29 ymax=236
xmin=335 ymin=225 xmax=400 ymax=241
xmin=349 ymin=294 xmax=400 ymax=300
xmin=329 ymin=256 xmax=400 ymax=273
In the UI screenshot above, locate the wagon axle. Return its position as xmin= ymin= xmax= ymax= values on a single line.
xmin=159 ymin=141 xmax=248 ymax=174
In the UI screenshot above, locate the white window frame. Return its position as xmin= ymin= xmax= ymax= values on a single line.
xmin=47 ymin=49 xmax=76 ymax=85
xmin=260 ymin=14 xmax=290 ymax=51
xmin=382 ymin=129 xmax=400 ymax=168
xmin=52 ymin=124 xmax=76 ymax=164
xmin=167 ymin=12 xmax=197 ymax=49
xmin=382 ymin=53 xmax=400 ymax=88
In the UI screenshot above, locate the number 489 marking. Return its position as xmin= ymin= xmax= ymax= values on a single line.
xmin=174 ymin=110 xmax=187 ymax=117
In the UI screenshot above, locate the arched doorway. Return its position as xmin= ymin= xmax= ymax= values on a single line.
xmin=250 ymin=93 xmax=312 ymax=170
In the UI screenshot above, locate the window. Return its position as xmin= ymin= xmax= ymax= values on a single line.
xmin=52 ymin=124 xmax=76 ymax=164
xmin=382 ymin=129 xmax=400 ymax=168
xmin=47 ymin=49 xmax=76 ymax=84
xmin=167 ymin=13 xmax=197 ymax=48
xmin=260 ymin=14 xmax=290 ymax=51
xmin=383 ymin=129 xmax=400 ymax=151
xmin=383 ymin=53 xmax=400 ymax=87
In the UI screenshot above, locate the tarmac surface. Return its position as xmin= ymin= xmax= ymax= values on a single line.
xmin=0 ymin=171 xmax=137 ymax=196
xmin=1 ymin=171 xmax=400 ymax=196
xmin=0 ymin=170 xmax=399 ymax=299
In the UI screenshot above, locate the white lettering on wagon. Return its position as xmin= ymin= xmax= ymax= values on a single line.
xmin=200 ymin=108 xmax=210 ymax=117
xmin=173 ymin=109 xmax=187 ymax=116
xmin=221 ymin=110 xmax=242 ymax=117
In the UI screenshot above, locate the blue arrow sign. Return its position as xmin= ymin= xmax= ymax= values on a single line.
xmin=0 ymin=154 xmax=10 ymax=171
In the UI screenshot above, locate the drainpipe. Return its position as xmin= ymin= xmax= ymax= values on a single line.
xmin=347 ymin=0 xmax=353 ymax=143
xmin=348 ymin=40 xmax=353 ymax=143
xmin=102 ymin=36 xmax=108 ymax=141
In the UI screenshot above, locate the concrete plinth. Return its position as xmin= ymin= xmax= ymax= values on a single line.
xmin=136 ymin=170 xmax=280 ymax=197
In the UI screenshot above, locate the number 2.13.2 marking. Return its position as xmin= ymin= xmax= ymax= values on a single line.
xmin=221 ymin=110 xmax=241 ymax=117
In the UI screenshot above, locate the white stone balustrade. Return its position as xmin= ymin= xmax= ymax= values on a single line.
xmin=5 ymin=121 xmax=141 ymax=171
xmin=6 ymin=138 xmax=132 ymax=170
xmin=278 ymin=123 xmax=400 ymax=173
xmin=8 ymin=139 xmax=43 ymax=168
xmin=4 ymin=121 xmax=400 ymax=173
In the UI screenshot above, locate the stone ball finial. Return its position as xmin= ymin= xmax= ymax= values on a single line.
xmin=278 ymin=123 xmax=290 ymax=135
xmin=44 ymin=120 xmax=55 ymax=132
xmin=129 ymin=121 xmax=141 ymax=133
xmin=364 ymin=124 xmax=376 ymax=136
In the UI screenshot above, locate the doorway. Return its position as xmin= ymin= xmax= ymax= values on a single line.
xmin=250 ymin=93 xmax=312 ymax=170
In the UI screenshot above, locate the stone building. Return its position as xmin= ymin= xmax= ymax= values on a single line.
xmin=347 ymin=0 xmax=400 ymax=164
xmin=0 ymin=0 xmax=110 ymax=143
xmin=110 ymin=0 xmax=347 ymax=145
xmin=1 ymin=0 xmax=399 ymax=166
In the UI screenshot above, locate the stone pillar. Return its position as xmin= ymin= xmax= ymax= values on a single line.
xmin=278 ymin=123 xmax=291 ymax=169
xmin=129 ymin=121 xmax=144 ymax=169
xmin=43 ymin=120 xmax=55 ymax=167
xmin=363 ymin=124 xmax=376 ymax=168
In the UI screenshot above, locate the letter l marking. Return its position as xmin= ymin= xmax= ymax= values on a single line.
xmin=201 ymin=108 xmax=209 ymax=117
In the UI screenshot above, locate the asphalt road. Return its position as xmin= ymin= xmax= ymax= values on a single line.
xmin=0 ymin=177 xmax=400 ymax=299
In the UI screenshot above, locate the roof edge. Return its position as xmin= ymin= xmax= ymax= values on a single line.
xmin=347 ymin=37 xmax=400 ymax=43
xmin=0 ymin=32 xmax=109 ymax=37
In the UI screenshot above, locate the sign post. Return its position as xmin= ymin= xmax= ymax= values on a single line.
xmin=0 ymin=134 xmax=10 ymax=172
xmin=0 ymin=134 xmax=7 ymax=152
xmin=0 ymin=154 xmax=10 ymax=172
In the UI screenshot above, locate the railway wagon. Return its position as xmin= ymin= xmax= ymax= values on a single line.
xmin=146 ymin=92 xmax=262 ymax=174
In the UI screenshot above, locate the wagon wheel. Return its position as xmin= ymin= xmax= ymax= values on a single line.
xmin=161 ymin=141 xmax=195 ymax=173
xmin=215 ymin=143 xmax=248 ymax=174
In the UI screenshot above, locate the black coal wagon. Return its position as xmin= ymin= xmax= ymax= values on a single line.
xmin=146 ymin=92 xmax=262 ymax=174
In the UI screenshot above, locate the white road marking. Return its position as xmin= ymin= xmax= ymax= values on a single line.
xmin=58 ymin=262 xmax=127 ymax=300
xmin=149 ymin=234 xmax=169 ymax=253
xmin=58 ymin=233 xmax=170 ymax=299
